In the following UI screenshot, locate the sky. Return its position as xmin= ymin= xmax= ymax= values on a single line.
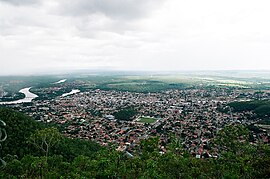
xmin=1 ymin=0 xmax=270 ymax=75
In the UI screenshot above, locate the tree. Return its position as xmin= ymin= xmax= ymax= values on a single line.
xmin=0 ymin=120 xmax=7 ymax=167
xmin=0 ymin=107 xmax=43 ymax=158
xmin=214 ymin=125 xmax=249 ymax=154
xmin=29 ymin=128 xmax=62 ymax=162
xmin=113 ymin=108 xmax=138 ymax=121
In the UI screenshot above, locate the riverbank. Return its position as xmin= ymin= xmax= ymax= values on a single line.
xmin=0 ymin=87 xmax=38 ymax=105
xmin=61 ymin=89 xmax=80 ymax=97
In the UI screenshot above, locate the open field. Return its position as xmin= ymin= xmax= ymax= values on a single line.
xmin=137 ymin=117 xmax=157 ymax=123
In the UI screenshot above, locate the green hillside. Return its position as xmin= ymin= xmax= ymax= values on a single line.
xmin=229 ymin=100 xmax=270 ymax=122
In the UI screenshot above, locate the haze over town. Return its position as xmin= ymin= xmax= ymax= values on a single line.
xmin=1 ymin=0 xmax=270 ymax=75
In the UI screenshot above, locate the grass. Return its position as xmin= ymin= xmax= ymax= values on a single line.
xmin=138 ymin=117 xmax=157 ymax=123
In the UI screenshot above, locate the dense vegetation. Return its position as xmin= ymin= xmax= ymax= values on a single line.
xmin=229 ymin=100 xmax=270 ymax=118
xmin=96 ymin=80 xmax=187 ymax=93
xmin=0 ymin=76 xmax=61 ymax=98
xmin=0 ymin=92 xmax=25 ymax=102
xmin=32 ymin=87 xmax=75 ymax=101
xmin=113 ymin=108 xmax=138 ymax=121
xmin=229 ymin=100 xmax=269 ymax=112
xmin=0 ymin=108 xmax=270 ymax=178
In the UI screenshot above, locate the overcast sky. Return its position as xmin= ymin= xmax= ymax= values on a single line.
xmin=1 ymin=0 xmax=270 ymax=75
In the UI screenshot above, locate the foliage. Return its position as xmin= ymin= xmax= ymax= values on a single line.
xmin=229 ymin=100 xmax=270 ymax=125
xmin=229 ymin=100 xmax=270 ymax=115
xmin=214 ymin=125 xmax=249 ymax=153
xmin=0 ymin=92 xmax=25 ymax=102
xmin=113 ymin=108 xmax=138 ymax=121
xmin=0 ymin=120 xmax=7 ymax=167
xmin=0 ymin=107 xmax=43 ymax=158
xmin=51 ymin=137 xmax=102 ymax=162
xmin=29 ymin=127 xmax=62 ymax=161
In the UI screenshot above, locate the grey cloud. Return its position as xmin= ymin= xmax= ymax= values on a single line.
xmin=0 ymin=0 xmax=165 ymax=38
xmin=58 ymin=0 xmax=164 ymax=20
xmin=0 ymin=0 xmax=40 ymax=6
xmin=53 ymin=0 xmax=165 ymax=37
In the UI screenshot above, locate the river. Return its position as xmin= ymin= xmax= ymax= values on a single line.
xmin=61 ymin=89 xmax=80 ymax=97
xmin=0 ymin=86 xmax=80 ymax=104
xmin=53 ymin=79 xmax=67 ymax=84
xmin=0 ymin=87 xmax=38 ymax=105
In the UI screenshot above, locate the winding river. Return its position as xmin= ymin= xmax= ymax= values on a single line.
xmin=61 ymin=89 xmax=80 ymax=97
xmin=53 ymin=79 xmax=67 ymax=84
xmin=0 ymin=78 xmax=79 ymax=104
xmin=0 ymin=87 xmax=38 ymax=105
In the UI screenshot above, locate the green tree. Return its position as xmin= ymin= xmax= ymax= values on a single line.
xmin=0 ymin=120 xmax=7 ymax=167
xmin=0 ymin=107 xmax=43 ymax=158
xmin=214 ymin=125 xmax=249 ymax=154
xmin=114 ymin=108 xmax=138 ymax=121
xmin=29 ymin=127 xmax=62 ymax=162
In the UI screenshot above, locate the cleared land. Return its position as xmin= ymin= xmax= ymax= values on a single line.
xmin=138 ymin=117 xmax=157 ymax=123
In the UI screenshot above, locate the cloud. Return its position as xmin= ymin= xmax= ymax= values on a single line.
xmin=0 ymin=0 xmax=165 ymax=38
xmin=56 ymin=0 xmax=164 ymax=20
xmin=0 ymin=0 xmax=40 ymax=6
xmin=1 ymin=0 xmax=270 ymax=75
xmin=42 ymin=0 xmax=164 ymax=38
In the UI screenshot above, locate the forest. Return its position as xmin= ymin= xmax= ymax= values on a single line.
xmin=0 ymin=107 xmax=270 ymax=178
xmin=228 ymin=100 xmax=270 ymax=124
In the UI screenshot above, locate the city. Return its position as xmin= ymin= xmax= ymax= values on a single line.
xmin=2 ymin=80 xmax=269 ymax=159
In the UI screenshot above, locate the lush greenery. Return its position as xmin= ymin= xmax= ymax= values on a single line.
xmin=0 ymin=108 xmax=270 ymax=178
xmin=96 ymin=80 xmax=187 ymax=93
xmin=229 ymin=100 xmax=269 ymax=112
xmin=113 ymin=108 xmax=138 ymax=121
xmin=0 ymin=92 xmax=25 ymax=102
xmin=0 ymin=76 xmax=62 ymax=101
xmin=229 ymin=100 xmax=270 ymax=120
xmin=0 ymin=108 xmax=43 ymax=158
